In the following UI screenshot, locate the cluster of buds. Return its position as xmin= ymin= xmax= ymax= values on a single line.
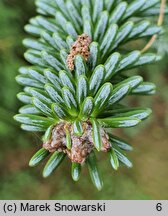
xmin=43 ymin=122 xmax=110 ymax=164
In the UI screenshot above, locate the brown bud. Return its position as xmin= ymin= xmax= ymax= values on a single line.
xmin=67 ymin=33 xmax=92 ymax=71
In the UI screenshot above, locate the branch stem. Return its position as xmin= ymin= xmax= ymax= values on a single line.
xmin=141 ymin=0 xmax=166 ymax=53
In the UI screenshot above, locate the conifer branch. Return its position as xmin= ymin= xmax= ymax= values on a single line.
xmin=14 ymin=0 xmax=166 ymax=190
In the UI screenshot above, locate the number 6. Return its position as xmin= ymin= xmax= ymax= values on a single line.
xmin=156 ymin=203 xmax=162 ymax=211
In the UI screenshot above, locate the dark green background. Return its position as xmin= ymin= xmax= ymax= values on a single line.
xmin=0 ymin=0 xmax=168 ymax=199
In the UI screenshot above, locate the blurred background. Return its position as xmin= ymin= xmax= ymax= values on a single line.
xmin=0 ymin=0 xmax=168 ymax=200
